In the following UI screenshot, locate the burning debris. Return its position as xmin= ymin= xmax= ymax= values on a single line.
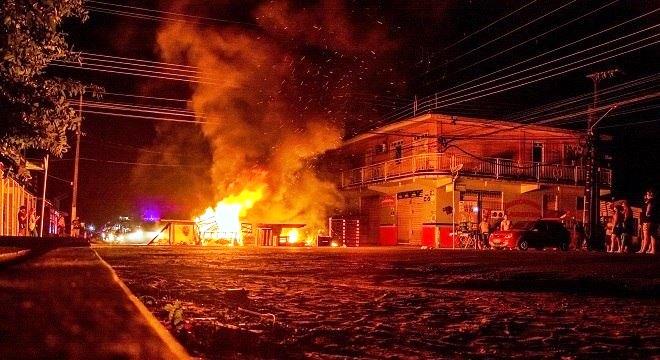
xmin=127 ymin=1 xmax=404 ymax=241
xmin=156 ymin=18 xmax=346 ymax=240
xmin=194 ymin=188 xmax=264 ymax=245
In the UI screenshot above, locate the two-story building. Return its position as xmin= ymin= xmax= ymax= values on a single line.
xmin=334 ymin=114 xmax=612 ymax=247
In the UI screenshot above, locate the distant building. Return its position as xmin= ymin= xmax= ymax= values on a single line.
xmin=0 ymin=159 xmax=38 ymax=236
xmin=332 ymin=114 xmax=612 ymax=246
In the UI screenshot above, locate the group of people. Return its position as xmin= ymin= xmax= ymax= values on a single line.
xmin=471 ymin=189 xmax=658 ymax=253
xmin=17 ymin=206 xmax=40 ymax=237
xmin=17 ymin=206 xmax=84 ymax=237
xmin=476 ymin=215 xmax=512 ymax=249
xmin=606 ymin=189 xmax=657 ymax=254
xmin=606 ymin=200 xmax=635 ymax=253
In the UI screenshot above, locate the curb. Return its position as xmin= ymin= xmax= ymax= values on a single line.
xmin=92 ymin=249 xmax=190 ymax=360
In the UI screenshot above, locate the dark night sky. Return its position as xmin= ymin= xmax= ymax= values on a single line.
xmin=44 ymin=0 xmax=659 ymax=224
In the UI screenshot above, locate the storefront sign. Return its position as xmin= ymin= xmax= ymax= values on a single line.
xmin=397 ymin=190 xmax=423 ymax=199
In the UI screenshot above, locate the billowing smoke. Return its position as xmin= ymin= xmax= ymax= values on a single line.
xmin=140 ymin=0 xmax=401 ymax=232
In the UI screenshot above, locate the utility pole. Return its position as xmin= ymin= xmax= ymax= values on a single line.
xmin=585 ymin=69 xmax=618 ymax=249
xmin=71 ymin=91 xmax=82 ymax=223
xmin=450 ymin=163 xmax=463 ymax=249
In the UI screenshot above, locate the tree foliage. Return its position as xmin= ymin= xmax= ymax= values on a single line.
xmin=1 ymin=0 xmax=97 ymax=164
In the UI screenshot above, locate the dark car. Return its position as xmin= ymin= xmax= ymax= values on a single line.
xmin=489 ymin=219 xmax=570 ymax=251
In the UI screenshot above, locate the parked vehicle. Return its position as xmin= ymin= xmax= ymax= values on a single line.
xmin=489 ymin=219 xmax=570 ymax=251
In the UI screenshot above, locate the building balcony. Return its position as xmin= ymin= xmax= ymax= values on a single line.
xmin=341 ymin=153 xmax=612 ymax=189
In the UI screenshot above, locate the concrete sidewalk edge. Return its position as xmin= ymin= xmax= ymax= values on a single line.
xmin=0 ymin=249 xmax=31 ymax=263
xmin=93 ymin=249 xmax=190 ymax=360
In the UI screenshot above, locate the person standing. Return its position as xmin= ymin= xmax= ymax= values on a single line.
xmin=71 ymin=217 xmax=81 ymax=238
xmin=621 ymin=200 xmax=634 ymax=253
xmin=609 ymin=204 xmax=623 ymax=253
xmin=639 ymin=190 xmax=657 ymax=254
xmin=28 ymin=209 xmax=40 ymax=237
xmin=479 ymin=218 xmax=490 ymax=250
xmin=57 ymin=214 xmax=66 ymax=237
xmin=17 ymin=206 xmax=28 ymax=236
xmin=500 ymin=215 xmax=512 ymax=231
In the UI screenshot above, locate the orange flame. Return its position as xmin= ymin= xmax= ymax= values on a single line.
xmin=195 ymin=187 xmax=264 ymax=245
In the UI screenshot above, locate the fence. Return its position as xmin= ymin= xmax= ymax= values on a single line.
xmin=342 ymin=152 xmax=612 ymax=188
xmin=0 ymin=176 xmax=38 ymax=236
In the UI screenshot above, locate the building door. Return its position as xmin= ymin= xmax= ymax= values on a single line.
xmin=397 ymin=197 xmax=412 ymax=244
xmin=361 ymin=196 xmax=380 ymax=245
xmin=533 ymin=143 xmax=544 ymax=163
xmin=396 ymin=190 xmax=425 ymax=244
xmin=409 ymin=197 xmax=425 ymax=245
xmin=533 ymin=142 xmax=544 ymax=179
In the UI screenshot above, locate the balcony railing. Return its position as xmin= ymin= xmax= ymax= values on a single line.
xmin=341 ymin=153 xmax=612 ymax=188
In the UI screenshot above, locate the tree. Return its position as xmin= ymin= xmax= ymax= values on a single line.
xmin=1 ymin=0 xmax=97 ymax=168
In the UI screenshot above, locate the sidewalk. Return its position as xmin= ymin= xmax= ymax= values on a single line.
xmin=0 ymin=242 xmax=189 ymax=359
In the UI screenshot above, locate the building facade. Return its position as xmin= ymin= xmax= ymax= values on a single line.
xmin=334 ymin=114 xmax=612 ymax=246
xmin=0 ymin=175 xmax=38 ymax=236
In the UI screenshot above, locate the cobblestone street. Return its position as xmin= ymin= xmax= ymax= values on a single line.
xmin=97 ymin=247 xmax=659 ymax=359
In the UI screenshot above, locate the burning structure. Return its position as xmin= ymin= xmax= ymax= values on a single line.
xmin=124 ymin=0 xmax=421 ymax=243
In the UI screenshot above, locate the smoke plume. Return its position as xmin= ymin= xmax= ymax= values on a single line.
xmin=140 ymin=0 xmax=402 ymax=231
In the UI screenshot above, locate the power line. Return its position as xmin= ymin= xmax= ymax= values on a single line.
xmin=437 ymin=0 xmax=539 ymax=53
xmin=360 ymin=89 xmax=659 ymax=145
xmin=371 ymin=10 xmax=659 ymax=130
xmin=50 ymin=62 xmax=218 ymax=85
xmin=507 ymin=73 xmax=660 ymax=122
xmin=422 ymin=7 xmax=658 ymax=89
xmin=102 ymin=91 xmax=189 ymax=103
xmin=77 ymin=109 xmax=211 ymax=124
xmin=81 ymin=100 xmax=200 ymax=118
xmin=422 ymin=0 xmax=579 ymax=76
xmin=425 ymin=25 xmax=660 ymax=114
xmin=82 ymin=158 xmax=206 ymax=168
xmin=601 ymin=118 xmax=660 ymax=129
xmin=459 ymin=92 xmax=660 ymax=139
xmin=81 ymin=51 xmax=197 ymax=71
xmin=87 ymin=0 xmax=256 ymax=27
xmin=53 ymin=60 xmax=206 ymax=81
xmin=55 ymin=157 xmax=207 ymax=168
xmin=457 ymin=0 xmax=619 ymax=74
xmin=366 ymin=30 xmax=659 ymax=132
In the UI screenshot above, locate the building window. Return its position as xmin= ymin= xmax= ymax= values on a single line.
xmin=533 ymin=142 xmax=543 ymax=163
xmin=563 ymin=144 xmax=580 ymax=165
xmin=576 ymin=196 xmax=585 ymax=211
xmin=392 ymin=140 xmax=404 ymax=162
xmin=375 ymin=143 xmax=387 ymax=154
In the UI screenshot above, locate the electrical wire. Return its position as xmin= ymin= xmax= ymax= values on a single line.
xmin=55 ymin=157 xmax=207 ymax=168
xmin=102 ymin=91 xmax=189 ymax=103
xmin=436 ymin=0 xmax=539 ymax=53
xmin=87 ymin=0 xmax=256 ymax=27
xmin=457 ymin=0 xmax=619 ymax=74
xmin=370 ymin=32 xmax=660 ymax=130
xmin=422 ymin=7 xmax=658 ymax=90
xmin=423 ymin=0 xmax=579 ymax=76
xmin=600 ymin=118 xmax=660 ymax=129
xmin=81 ymin=51 xmax=197 ymax=70
xmin=50 ymin=63 xmax=219 ymax=85
xmin=370 ymin=9 xmax=659 ymax=131
xmin=415 ymin=27 xmax=660 ymax=119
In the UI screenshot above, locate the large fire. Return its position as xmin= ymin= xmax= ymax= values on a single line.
xmin=144 ymin=0 xmax=407 ymax=240
xmin=195 ymin=188 xmax=263 ymax=245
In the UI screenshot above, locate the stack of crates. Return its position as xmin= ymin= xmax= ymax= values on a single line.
xmin=329 ymin=217 xmax=360 ymax=247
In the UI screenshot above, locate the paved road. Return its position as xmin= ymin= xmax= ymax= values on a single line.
xmin=96 ymin=246 xmax=659 ymax=359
